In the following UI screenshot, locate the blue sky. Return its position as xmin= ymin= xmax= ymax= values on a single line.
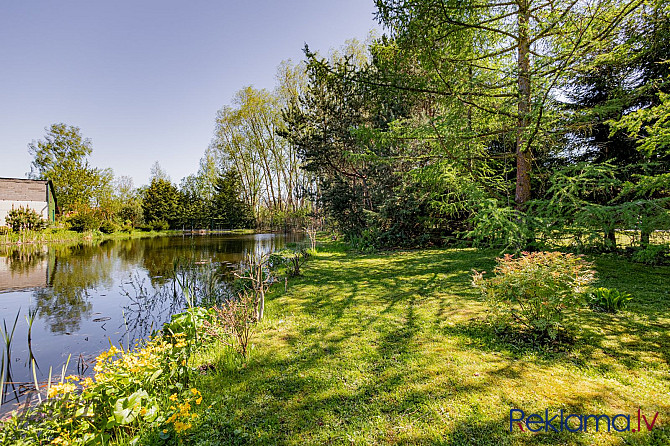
xmin=0 ymin=1 xmax=379 ymax=186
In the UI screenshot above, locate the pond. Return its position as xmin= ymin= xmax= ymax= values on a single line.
xmin=0 ymin=232 xmax=303 ymax=409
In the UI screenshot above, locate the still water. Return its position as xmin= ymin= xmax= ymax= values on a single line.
xmin=0 ymin=233 xmax=302 ymax=406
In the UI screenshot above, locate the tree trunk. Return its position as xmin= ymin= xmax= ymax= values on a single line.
xmin=605 ymin=228 xmax=617 ymax=250
xmin=515 ymin=0 xmax=532 ymax=210
xmin=641 ymin=229 xmax=650 ymax=247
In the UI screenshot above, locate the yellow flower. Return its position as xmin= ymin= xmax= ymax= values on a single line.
xmin=195 ymin=396 xmax=202 ymax=405
xmin=169 ymin=393 xmax=178 ymax=401
xmin=47 ymin=383 xmax=77 ymax=398
xmin=190 ymin=388 xmax=198 ymax=395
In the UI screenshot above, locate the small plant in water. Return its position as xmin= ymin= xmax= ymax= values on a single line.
xmin=588 ymin=287 xmax=632 ymax=313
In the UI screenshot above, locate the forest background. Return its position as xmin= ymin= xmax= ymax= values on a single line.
xmin=12 ymin=0 xmax=670 ymax=261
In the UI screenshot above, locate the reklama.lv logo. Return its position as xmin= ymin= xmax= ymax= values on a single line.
xmin=510 ymin=408 xmax=659 ymax=433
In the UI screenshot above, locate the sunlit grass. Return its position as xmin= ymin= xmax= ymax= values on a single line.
xmin=187 ymin=242 xmax=669 ymax=445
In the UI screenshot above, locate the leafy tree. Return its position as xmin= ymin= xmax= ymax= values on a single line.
xmin=150 ymin=161 xmax=171 ymax=182
xmin=28 ymin=123 xmax=103 ymax=213
xmin=374 ymin=0 xmax=642 ymax=209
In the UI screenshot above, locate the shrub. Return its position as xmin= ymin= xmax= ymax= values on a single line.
xmin=150 ymin=219 xmax=170 ymax=231
xmin=65 ymin=210 xmax=101 ymax=232
xmin=121 ymin=219 xmax=134 ymax=233
xmin=5 ymin=206 xmax=46 ymax=232
xmin=99 ymin=220 xmax=117 ymax=234
xmin=472 ymin=251 xmax=595 ymax=342
xmin=206 ymin=291 xmax=257 ymax=357
xmin=588 ymin=287 xmax=632 ymax=313
xmin=631 ymin=244 xmax=669 ymax=265
xmin=0 ymin=226 xmax=11 ymax=235
xmin=0 ymin=324 xmax=206 ymax=445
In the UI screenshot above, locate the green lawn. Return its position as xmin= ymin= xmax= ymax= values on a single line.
xmin=187 ymin=242 xmax=670 ymax=445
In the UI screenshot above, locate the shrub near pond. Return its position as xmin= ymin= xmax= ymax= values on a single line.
xmin=0 ymin=317 xmax=208 ymax=445
xmin=472 ymin=251 xmax=595 ymax=343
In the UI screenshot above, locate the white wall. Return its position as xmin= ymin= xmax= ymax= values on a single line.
xmin=0 ymin=200 xmax=48 ymax=227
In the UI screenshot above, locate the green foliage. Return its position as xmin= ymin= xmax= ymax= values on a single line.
xmin=472 ymin=251 xmax=595 ymax=342
xmin=466 ymin=199 xmax=531 ymax=251
xmin=588 ymin=287 xmax=632 ymax=313
xmin=65 ymin=208 xmax=102 ymax=232
xmin=5 ymin=206 xmax=45 ymax=232
xmin=0 ymin=323 xmax=206 ymax=445
xmin=529 ymin=162 xmax=670 ymax=251
xmin=28 ymin=123 xmax=110 ymax=214
xmin=118 ymin=202 xmax=143 ymax=228
xmin=142 ymin=178 xmax=180 ymax=228
xmin=211 ymin=169 xmax=254 ymax=229
xmin=163 ymin=307 xmax=214 ymax=344
xmin=98 ymin=220 xmax=116 ymax=234
xmin=149 ymin=219 xmax=170 ymax=231
xmin=631 ymin=244 xmax=669 ymax=265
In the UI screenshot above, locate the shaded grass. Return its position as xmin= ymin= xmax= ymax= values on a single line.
xmin=187 ymin=242 xmax=670 ymax=445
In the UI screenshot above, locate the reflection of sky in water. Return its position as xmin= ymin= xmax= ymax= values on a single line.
xmin=0 ymin=233 xmax=303 ymax=406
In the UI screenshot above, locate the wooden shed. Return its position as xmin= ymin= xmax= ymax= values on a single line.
xmin=0 ymin=178 xmax=58 ymax=227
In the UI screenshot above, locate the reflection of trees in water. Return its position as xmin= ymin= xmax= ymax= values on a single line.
xmin=120 ymin=261 xmax=234 ymax=343
xmin=33 ymin=244 xmax=118 ymax=334
xmin=1 ymin=245 xmax=48 ymax=275
xmin=138 ymin=235 xmax=290 ymax=287
xmin=5 ymin=234 xmax=303 ymax=335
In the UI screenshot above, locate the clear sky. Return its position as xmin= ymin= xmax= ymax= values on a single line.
xmin=0 ymin=0 xmax=379 ymax=186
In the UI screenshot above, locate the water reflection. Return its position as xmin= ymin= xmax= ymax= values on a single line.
xmin=0 ymin=233 xmax=302 ymax=406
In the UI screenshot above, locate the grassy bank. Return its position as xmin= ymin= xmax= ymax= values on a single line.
xmin=186 ymin=242 xmax=669 ymax=445
xmin=0 ymin=228 xmax=184 ymax=247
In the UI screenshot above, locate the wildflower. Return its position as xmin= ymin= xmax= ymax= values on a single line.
xmin=47 ymin=383 xmax=77 ymax=398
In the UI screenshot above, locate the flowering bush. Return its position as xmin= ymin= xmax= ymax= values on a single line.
xmin=472 ymin=251 xmax=595 ymax=341
xmin=0 ymin=313 xmax=209 ymax=445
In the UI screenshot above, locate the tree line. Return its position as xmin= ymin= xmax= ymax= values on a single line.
xmin=278 ymin=0 xmax=669 ymax=257
xmin=20 ymin=0 xmax=670 ymax=258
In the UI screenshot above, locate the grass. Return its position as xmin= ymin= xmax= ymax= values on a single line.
xmin=184 ymin=241 xmax=669 ymax=446
xmin=0 ymin=228 xmax=179 ymax=247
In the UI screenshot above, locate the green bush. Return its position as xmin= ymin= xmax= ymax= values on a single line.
xmin=588 ymin=287 xmax=632 ymax=313
xmin=150 ymin=219 xmax=170 ymax=231
xmin=99 ymin=220 xmax=117 ymax=234
xmin=5 ymin=206 xmax=46 ymax=232
xmin=121 ymin=219 xmax=134 ymax=233
xmin=631 ymin=244 xmax=669 ymax=265
xmin=0 ymin=226 xmax=11 ymax=235
xmin=65 ymin=210 xmax=101 ymax=232
xmin=472 ymin=251 xmax=595 ymax=342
